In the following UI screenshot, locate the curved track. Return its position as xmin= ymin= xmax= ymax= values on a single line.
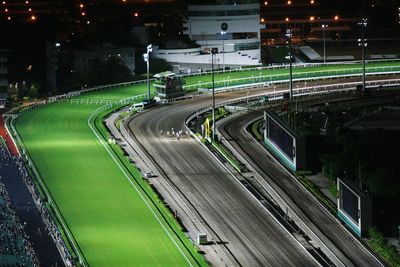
xmin=127 ymin=91 xmax=319 ymax=266
xmin=218 ymin=106 xmax=385 ymax=266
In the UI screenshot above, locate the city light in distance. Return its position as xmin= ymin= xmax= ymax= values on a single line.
xmin=264 ymin=1 xmax=268 ymax=5
xmin=285 ymin=17 xmax=289 ymax=22
xmin=309 ymin=16 xmax=315 ymax=21
xmin=80 ymin=3 xmax=84 ymax=8
xmin=287 ymin=0 xmax=292 ymax=5
xmin=30 ymin=15 xmax=36 ymax=21
xmin=334 ymin=15 xmax=339 ymax=20
xmin=133 ymin=12 xmax=139 ymax=17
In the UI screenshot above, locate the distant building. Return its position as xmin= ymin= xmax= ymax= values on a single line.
xmin=153 ymin=1 xmax=261 ymax=72
xmin=0 ymin=50 xmax=8 ymax=92
xmin=259 ymin=0 xmax=357 ymax=63
xmin=73 ymin=46 xmax=135 ymax=75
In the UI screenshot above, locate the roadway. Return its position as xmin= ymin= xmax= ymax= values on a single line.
xmin=126 ymin=90 xmax=320 ymax=267
xmin=218 ymin=100 xmax=385 ymax=266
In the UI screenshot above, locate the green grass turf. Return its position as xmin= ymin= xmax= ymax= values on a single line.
xmin=183 ymin=61 xmax=400 ymax=85
xmin=75 ymin=83 xmax=149 ymax=101
xmin=13 ymin=60 xmax=400 ymax=266
xmin=16 ymin=102 xmax=199 ymax=266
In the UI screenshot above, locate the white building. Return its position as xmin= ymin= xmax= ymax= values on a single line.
xmin=153 ymin=2 xmax=261 ymax=72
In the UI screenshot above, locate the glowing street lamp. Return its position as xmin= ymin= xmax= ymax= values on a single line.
xmin=143 ymin=44 xmax=153 ymax=99
xmin=322 ymin=24 xmax=328 ymax=63
xmin=358 ymin=18 xmax=368 ymax=92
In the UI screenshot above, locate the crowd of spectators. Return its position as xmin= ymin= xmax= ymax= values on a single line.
xmin=1 ymin=142 xmax=74 ymax=266
xmin=0 ymin=144 xmax=38 ymax=266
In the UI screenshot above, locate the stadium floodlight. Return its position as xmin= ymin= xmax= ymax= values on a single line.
xmin=220 ymin=31 xmax=226 ymax=71
xmin=358 ymin=18 xmax=368 ymax=92
xmin=144 ymin=44 xmax=153 ymax=99
xmin=285 ymin=28 xmax=293 ymax=99
xmin=321 ymin=24 xmax=328 ymax=63
xmin=209 ymin=47 xmax=218 ymax=141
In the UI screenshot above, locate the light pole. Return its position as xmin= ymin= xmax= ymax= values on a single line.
xmin=358 ymin=18 xmax=368 ymax=92
xmin=221 ymin=31 xmax=226 ymax=71
xmin=210 ymin=48 xmax=218 ymax=141
xmin=322 ymin=24 xmax=328 ymax=63
xmin=143 ymin=44 xmax=153 ymax=99
xmin=285 ymin=28 xmax=293 ymax=99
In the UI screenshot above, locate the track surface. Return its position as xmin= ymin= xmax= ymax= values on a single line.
xmin=127 ymin=91 xmax=319 ymax=267
xmin=218 ymin=106 xmax=384 ymax=266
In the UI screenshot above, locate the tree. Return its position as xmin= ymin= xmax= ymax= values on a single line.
xmin=29 ymin=82 xmax=40 ymax=98
xmin=86 ymin=57 xmax=134 ymax=86
xmin=149 ymin=58 xmax=172 ymax=74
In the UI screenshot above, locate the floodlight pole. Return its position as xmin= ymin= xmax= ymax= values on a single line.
xmin=221 ymin=31 xmax=226 ymax=71
xmin=322 ymin=24 xmax=328 ymax=63
xmin=145 ymin=44 xmax=153 ymax=99
xmin=211 ymin=49 xmax=216 ymax=141
xmin=358 ymin=19 xmax=367 ymax=92
xmin=286 ymin=28 xmax=293 ymax=99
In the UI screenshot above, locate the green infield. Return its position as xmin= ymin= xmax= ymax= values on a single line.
xmin=16 ymin=102 xmax=206 ymax=266
xmin=12 ymin=60 xmax=400 ymax=266
xmin=183 ymin=61 xmax=400 ymax=90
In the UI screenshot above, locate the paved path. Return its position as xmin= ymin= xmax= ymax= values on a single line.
xmin=0 ymin=115 xmax=19 ymax=157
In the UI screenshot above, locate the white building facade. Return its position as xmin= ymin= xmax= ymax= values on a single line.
xmin=153 ymin=2 xmax=261 ymax=72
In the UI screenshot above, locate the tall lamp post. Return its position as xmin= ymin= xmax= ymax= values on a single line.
xmin=285 ymin=28 xmax=293 ymax=99
xmin=358 ymin=18 xmax=368 ymax=92
xmin=210 ymin=48 xmax=218 ymax=141
xmin=143 ymin=44 xmax=153 ymax=99
xmin=220 ymin=31 xmax=227 ymax=71
xmin=321 ymin=24 xmax=328 ymax=63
